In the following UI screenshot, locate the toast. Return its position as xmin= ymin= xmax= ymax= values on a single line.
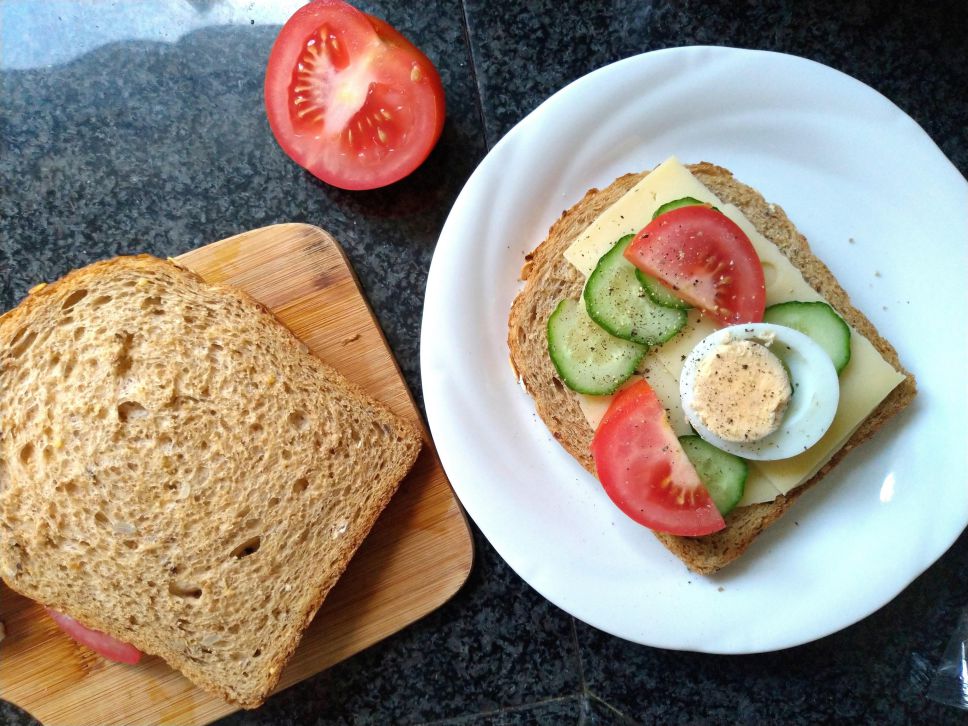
xmin=0 ymin=255 xmax=422 ymax=707
xmin=508 ymin=162 xmax=916 ymax=574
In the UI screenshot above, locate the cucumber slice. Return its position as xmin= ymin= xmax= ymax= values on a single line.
xmin=679 ymin=435 xmax=748 ymax=516
xmin=763 ymin=301 xmax=851 ymax=373
xmin=652 ymin=196 xmax=713 ymax=220
xmin=584 ymin=235 xmax=687 ymax=346
xmin=547 ymin=298 xmax=645 ymax=395
xmin=635 ymin=269 xmax=693 ymax=310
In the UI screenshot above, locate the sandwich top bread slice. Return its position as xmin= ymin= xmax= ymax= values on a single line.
xmin=0 ymin=255 xmax=422 ymax=707
xmin=508 ymin=160 xmax=916 ymax=574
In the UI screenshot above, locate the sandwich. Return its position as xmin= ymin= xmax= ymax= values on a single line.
xmin=508 ymin=158 xmax=916 ymax=574
xmin=0 ymin=255 xmax=422 ymax=707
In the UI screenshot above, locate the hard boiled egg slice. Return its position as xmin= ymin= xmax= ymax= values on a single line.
xmin=679 ymin=323 xmax=840 ymax=461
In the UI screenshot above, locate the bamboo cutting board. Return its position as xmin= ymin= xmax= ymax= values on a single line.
xmin=0 ymin=223 xmax=474 ymax=725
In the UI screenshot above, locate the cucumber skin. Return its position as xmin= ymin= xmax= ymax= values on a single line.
xmin=635 ymin=269 xmax=693 ymax=310
xmin=584 ymin=236 xmax=687 ymax=346
xmin=652 ymin=196 xmax=712 ymax=220
xmin=679 ymin=435 xmax=748 ymax=516
xmin=547 ymin=298 xmax=645 ymax=396
xmin=763 ymin=301 xmax=852 ymax=373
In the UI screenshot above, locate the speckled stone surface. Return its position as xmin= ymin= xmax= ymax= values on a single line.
xmin=2 ymin=1 xmax=967 ymax=724
xmin=0 ymin=3 xmax=483 ymax=407
xmin=465 ymin=0 xmax=968 ymax=171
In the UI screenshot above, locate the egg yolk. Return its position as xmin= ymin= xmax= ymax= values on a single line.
xmin=689 ymin=339 xmax=792 ymax=443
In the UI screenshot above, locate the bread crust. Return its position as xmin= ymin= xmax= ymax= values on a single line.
xmin=0 ymin=255 xmax=422 ymax=707
xmin=507 ymin=163 xmax=916 ymax=574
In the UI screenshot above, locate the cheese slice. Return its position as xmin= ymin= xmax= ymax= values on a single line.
xmin=565 ymin=157 xmax=715 ymax=277
xmin=738 ymin=469 xmax=786 ymax=507
xmin=576 ymin=368 xmax=689 ymax=434
xmin=563 ymin=157 xmax=905 ymax=505
xmin=752 ymin=332 xmax=904 ymax=491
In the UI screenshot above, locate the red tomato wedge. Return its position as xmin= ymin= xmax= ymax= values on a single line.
xmin=590 ymin=380 xmax=725 ymax=537
xmin=264 ymin=0 xmax=446 ymax=190
xmin=46 ymin=608 xmax=143 ymax=664
xmin=624 ymin=205 xmax=766 ymax=326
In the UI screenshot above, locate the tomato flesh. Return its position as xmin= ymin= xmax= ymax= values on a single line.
xmin=265 ymin=0 xmax=445 ymax=190
xmin=591 ymin=380 xmax=725 ymax=537
xmin=47 ymin=608 xmax=143 ymax=664
xmin=624 ymin=206 xmax=766 ymax=326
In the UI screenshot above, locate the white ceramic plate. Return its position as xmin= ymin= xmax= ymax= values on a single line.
xmin=421 ymin=46 xmax=968 ymax=653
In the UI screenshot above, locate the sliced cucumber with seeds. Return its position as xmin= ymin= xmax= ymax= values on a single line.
xmin=584 ymin=235 xmax=687 ymax=346
xmin=635 ymin=269 xmax=693 ymax=310
xmin=679 ymin=435 xmax=748 ymax=516
xmin=547 ymin=298 xmax=645 ymax=395
xmin=763 ymin=301 xmax=851 ymax=373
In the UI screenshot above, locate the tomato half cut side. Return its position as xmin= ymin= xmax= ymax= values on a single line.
xmin=47 ymin=608 xmax=143 ymax=664
xmin=265 ymin=0 xmax=446 ymax=190
xmin=624 ymin=206 xmax=766 ymax=326
xmin=590 ymin=380 xmax=725 ymax=537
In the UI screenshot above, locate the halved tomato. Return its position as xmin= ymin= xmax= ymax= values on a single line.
xmin=47 ymin=608 xmax=143 ymax=664
xmin=624 ymin=206 xmax=765 ymax=326
xmin=264 ymin=0 xmax=446 ymax=190
xmin=590 ymin=380 xmax=725 ymax=537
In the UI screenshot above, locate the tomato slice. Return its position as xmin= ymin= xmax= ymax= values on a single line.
xmin=46 ymin=608 xmax=143 ymax=664
xmin=264 ymin=0 xmax=446 ymax=190
xmin=590 ymin=380 xmax=725 ymax=537
xmin=623 ymin=206 xmax=766 ymax=326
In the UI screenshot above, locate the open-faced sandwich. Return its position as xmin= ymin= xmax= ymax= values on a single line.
xmin=508 ymin=157 xmax=916 ymax=574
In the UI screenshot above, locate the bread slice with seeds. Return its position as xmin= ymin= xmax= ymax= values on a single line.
xmin=0 ymin=255 xmax=421 ymax=707
xmin=508 ymin=162 xmax=916 ymax=574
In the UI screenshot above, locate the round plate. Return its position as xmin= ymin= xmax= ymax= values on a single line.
xmin=421 ymin=46 xmax=967 ymax=653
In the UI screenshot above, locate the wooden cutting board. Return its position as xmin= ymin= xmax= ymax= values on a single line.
xmin=0 ymin=223 xmax=474 ymax=725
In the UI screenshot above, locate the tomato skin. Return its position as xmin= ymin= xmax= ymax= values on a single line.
xmin=624 ymin=206 xmax=766 ymax=326
xmin=591 ymin=380 xmax=725 ymax=537
xmin=264 ymin=0 xmax=445 ymax=190
xmin=46 ymin=608 xmax=143 ymax=664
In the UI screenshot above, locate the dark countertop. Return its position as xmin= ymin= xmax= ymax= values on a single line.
xmin=1 ymin=1 xmax=966 ymax=724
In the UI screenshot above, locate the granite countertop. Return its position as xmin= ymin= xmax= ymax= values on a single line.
xmin=2 ymin=1 xmax=967 ymax=724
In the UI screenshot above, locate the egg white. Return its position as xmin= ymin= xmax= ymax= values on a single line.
xmin=679 ymin=323 xmax=840 ymax=461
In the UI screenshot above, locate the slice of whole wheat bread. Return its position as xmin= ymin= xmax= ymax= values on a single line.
xmin=0 ymin=255 xmax=421 ymax=707
xmin=508 ymin=162 xmax=916 ymax=575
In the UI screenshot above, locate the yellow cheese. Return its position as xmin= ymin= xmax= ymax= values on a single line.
xmin=575 ymin=377 xmax=641 ymax=432
xmin=737 ymin=468 xmax=785 ymax=507
xmin=753 ymin=332 xmax=905 ymax=492
xmin=720 ymin=203 xmax=825 ymax=306
xmin=564 ymin=157 xmax=715 ymax=277
xmin=576 ymin=367 xmax=691 ymax=435
xmin=649 ymin=309 xmax=710 ymax=377
xmin=563 ymin=157 xmax=905 ymax=505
